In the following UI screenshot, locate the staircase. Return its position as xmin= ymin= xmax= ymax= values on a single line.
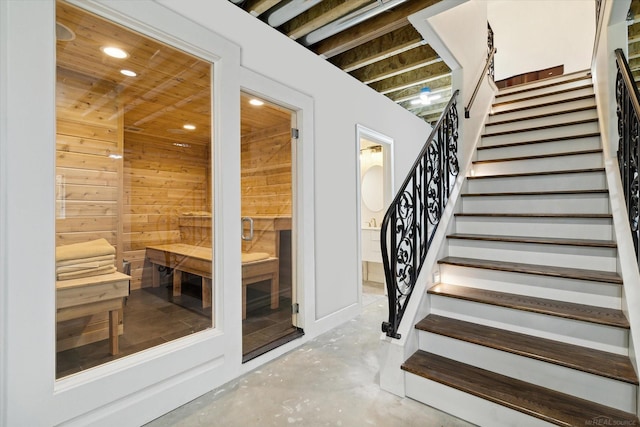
xmin=401 ymin=72 xmax=640 ymax=426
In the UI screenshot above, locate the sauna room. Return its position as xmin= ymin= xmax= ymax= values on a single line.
xmin=54 ymin=0 xmax=296 ymax=378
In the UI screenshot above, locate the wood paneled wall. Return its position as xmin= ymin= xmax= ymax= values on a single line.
xmin=241 ymin=122 xmax=292 ymax=217
xmin=55 ymin=67 xmax=123 ymax=265
xmin=123 ymin=132 xmax=211 ymax=288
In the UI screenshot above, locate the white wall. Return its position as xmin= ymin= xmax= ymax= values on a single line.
xmin=0 ymin=0 xmax=430 ymax=425
xmin=162 ymin=0 xmax=431 ymax=321
xmin=488 ymin=0 xmax=596 ymax=81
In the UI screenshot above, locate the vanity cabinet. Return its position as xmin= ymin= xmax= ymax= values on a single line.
xmin=361 ymin=227 xmax=382 ymax=263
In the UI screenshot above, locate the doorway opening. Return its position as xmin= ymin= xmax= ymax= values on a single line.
xmin=240 ymin=92 xmax=302 ymax=362
xmin=356 ymin=125 xmax=393 ymax=305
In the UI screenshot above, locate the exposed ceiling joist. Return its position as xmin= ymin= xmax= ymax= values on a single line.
xmin=281 ymin=0 xmax=373 ymax=41
xmin=230 ymin=0 xmax=451 ymax=124
xmin=329 ymin=24 xmax=424 ymax=72
xmin=388 ymin=74 xmax=452 ymax=103
xmin=370 ymin=61 xmax=451 ymax=94
xmin=350 ymin=44 xmax=441 ymax=85
xmin=245 ymin=0 xmax=283 ymax=17
xmin=310 ymin=0 xmax=441 ymax=58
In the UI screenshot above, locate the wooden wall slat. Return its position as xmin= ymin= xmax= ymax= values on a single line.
xmin=56 ymin=70 xmax=122 ymax=282
xmin=57 ymin=119 xmax=118 ymax=142
xmin=57 ymin=151 xmax=118 ymax=172
xmin=124 ymin=131 xmax=211 ymax=287
xmin=55 ymin=168 xmax=118 ymax=186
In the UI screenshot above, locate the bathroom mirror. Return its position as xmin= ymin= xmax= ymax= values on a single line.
xmin=362 ymin=165 xmax=384 ymax=212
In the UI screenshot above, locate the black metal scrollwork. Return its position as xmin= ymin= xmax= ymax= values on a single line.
xmin=615 ymin=49 xmax=640 ymax=266
xmin=381 ymin=91 xmax=460 ymax=339
xmin=488 ymin=23 xmax=495 ymax=82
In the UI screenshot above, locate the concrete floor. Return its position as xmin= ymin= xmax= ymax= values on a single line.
xmin=146 ymin=284 xmax=475 ymax=427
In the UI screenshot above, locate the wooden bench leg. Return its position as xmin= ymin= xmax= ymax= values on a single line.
xmin=152 ymin=263 xmax=160 ymax=287
xmin=242 ymin=284 xmax=247 ymax=320
xmin=270 ymin=271 xmax=279 ymax=310
xmin=109 ymin=308 xmax=119 ymax=355
xmin=173 ymin=270 xmax=182 ymax=297
xmin=202 ymin=277 xmax=211 ymax=309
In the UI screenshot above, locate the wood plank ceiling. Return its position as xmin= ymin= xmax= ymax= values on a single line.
xmin=229 ymin=0 xmax=451 ymax=124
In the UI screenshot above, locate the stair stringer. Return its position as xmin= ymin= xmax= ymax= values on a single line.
xmin=594 ymin=83 xmax=640 ymax=417
xmin=379 ymin=91 xmax=494 ymax=397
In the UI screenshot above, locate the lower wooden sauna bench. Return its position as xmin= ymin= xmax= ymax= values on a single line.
xmin=56 ymin=271 xmax=131 ymax=355
xmin=145 ymin=243 xmax=279 ymax=319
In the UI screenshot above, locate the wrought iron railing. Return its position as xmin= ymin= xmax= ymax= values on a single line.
xmin=380 ymin=90 xmax=460 ymax=339
xmin=615 ymin=49 xmax=640 ymax=266
xmin=488 ymin=23 xmax=495 ymax=82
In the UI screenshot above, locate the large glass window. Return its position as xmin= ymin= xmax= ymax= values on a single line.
xmin=55 ymin=1 xmax=213 ymax=378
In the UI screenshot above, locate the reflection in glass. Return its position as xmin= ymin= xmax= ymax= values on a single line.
xmin=55 ymin=0 xmax=213 ymax=378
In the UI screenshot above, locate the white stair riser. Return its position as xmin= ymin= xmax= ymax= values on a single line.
xmin=455 ymin=216 xmax=612 ymax=240
xmin=480 ymin=122 xmax=599 ymax=146
xmin=405 ymin=373 xmax=557 ymax=427
xmin=447 ymin=239 xmax=617 ymax=272
xmin=429 ymin=295 xmax=629 ymax=354
xmin=461 ymin=193 xmax=610 ymax=214
xmin=472 ymin=152 xmax=603 ymax=176
xmin=418 ymin=332 xmax=636 ymax=413
xmin=466 ymin=171 xmax=606 ymax=193
xmin=497 ymin=75 xmax=591 ymax=95
xmin=495 ymin=81 xmax=593 ymax=105
xmin=484 ymin=109 xmax=598 ymax=134
xmin=492 ymin=87 xmax=594 ymax=114
xmin=476 ymin=136 xmax=601 ymax=161
xmin=438 ymin=264 xmax=622 ymax=309
xmin=487 ymin=97 xmax=596 ymax=124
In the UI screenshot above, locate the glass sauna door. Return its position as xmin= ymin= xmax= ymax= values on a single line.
xmin=240 ymin=92 xmax=301 ymax=362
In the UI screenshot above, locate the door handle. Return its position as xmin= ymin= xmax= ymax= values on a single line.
xmin=241 ymin=217 xmax=254 ymax=241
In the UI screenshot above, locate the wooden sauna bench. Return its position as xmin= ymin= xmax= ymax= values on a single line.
xmin=56 ymin=271 xmax=131 ymax=355
xmin=144 ymin=243 xmax=279 ymax=319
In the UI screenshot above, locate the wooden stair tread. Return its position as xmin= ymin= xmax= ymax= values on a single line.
xmin=492 ymin=83 xmax=594 ymax=107
xmin=415 ymin=315 xmax=638 ymax=384
xmin=447 ymin=233 xmax=616 ymax=248
xmin=495 ymin=74 xmax=592 ymax=98
xmin=490 ymin=94 xmax=595 ymax=117
xmin=402 ymin=351 xmax=639 ymax=426
xmin=437 ymin=256 xmax=622 ymax=284
xmin=427 ymin=283 xmax=629 ymax=328
xmin=455 ymin=213 xmax=612 ymax=219
xmin=483 ymin=118 xmax=598 ymax=138
xmin=485 ymin=105 xmax=596 ymax=127
xmin=461 ymin=189 xmax=608 ymax=197
xmin=472 ymin=148 xmax=602 ymax=165
xmin=467 ymin=167 xmax=604 ymax=180
xmin=477 ymin=133 xmax=600 ymax=151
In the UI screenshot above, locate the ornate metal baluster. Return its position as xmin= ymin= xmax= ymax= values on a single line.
xmin=488 ymin=23 xmax=495 ymax=82
xmin=381 ymin=91 xmax=459 ymax=338
xmin=615 ymin=49 xmax=640 ymax=266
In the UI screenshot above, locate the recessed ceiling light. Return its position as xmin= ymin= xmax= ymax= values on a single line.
xmin=249 ymin=99 xmax=264 ymax=106
xmin=183 ymin=124 xmax=196 ymax=130
xmin=101 ymin=46 xmax=128 ymax=59
xmin=120 ymin=69 xmax=137 ymax=77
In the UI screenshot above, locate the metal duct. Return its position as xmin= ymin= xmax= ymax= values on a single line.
xmin=263 ymin=0 xmax=323 ymax=27
xmin=298 ymin=0 xmax=407 ymax=47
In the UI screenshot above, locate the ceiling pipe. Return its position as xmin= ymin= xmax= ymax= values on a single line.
xmin=298 ymin=0 xmax=408 ymax=47
xmin=263 ymin=0 xmax=324 ymax=27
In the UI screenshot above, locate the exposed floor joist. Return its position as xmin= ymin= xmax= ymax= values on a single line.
xmin=230 ymin=0 xmax=451 ymax=124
